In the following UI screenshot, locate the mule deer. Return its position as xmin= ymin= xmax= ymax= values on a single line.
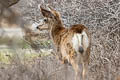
xmin=37 ymin=6 xmax=91 ymax=80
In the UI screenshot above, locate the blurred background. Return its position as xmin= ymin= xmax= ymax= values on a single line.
xmin=0 ymin=0 xmax=120 ymax=80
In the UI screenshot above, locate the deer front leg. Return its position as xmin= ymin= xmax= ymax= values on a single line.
xmin=56 ymin=46 xmax=69 ymax=64
xmin=55 ymin=46 xmax=63 ymax=62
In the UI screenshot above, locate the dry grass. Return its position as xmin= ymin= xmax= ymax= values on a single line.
xmin=89 ymin=23 xmax=120 ymax=80
xmin=0 ymin=24 xmax=119 ymax=80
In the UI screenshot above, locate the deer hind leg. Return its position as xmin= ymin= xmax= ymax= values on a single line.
xmin=70 ymin=59 xmax=80 ymax=80
xmin=82 ymin=48 xmax=90 ymax=80
xmin=82 ymin=62 xmax=88 ymax=80
xmin=71 ymin=58 xmax=89 ymax=80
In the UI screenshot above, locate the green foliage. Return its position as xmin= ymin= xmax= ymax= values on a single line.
xmin=39 ymin=40 xmax=52 ymax=48
xmin=0 ymin=49 xmax=51 ymax=64
xmin=0 ymin=49 xmax=13 ymax=64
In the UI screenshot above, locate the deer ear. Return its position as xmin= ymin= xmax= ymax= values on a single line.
xmin=8 ymin=0 xmax=20 ymax=7
xmin=48 ymin=6 xmax=60 ymax=18
xmin=40 ymin=6 xmax=54 ymax=18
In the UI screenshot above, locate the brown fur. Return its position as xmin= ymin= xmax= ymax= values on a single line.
xmin=37 ymin=6 xmax=91 ymax=80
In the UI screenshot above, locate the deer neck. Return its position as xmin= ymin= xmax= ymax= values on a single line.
xmin=50 ymin=19 xmax=65 ymax=41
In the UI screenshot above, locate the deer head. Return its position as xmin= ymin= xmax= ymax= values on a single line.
xmin=39 ymin=6 xmax=63 ymax=30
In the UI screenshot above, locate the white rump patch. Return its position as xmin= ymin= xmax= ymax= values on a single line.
xmin=72 ymin=31 xmax=89 ymax=52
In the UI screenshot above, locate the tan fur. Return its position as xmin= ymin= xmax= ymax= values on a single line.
xmin=37 ymin=6 xmax=91 ymax=80
xmin=117 ymin=76 xmax=120 ymax=80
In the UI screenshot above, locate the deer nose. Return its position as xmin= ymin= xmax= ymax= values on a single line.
xmin=36 ymin=26 xmax=39 ymax=29
xmin=79 ymin=47 xmax=84 ymax=53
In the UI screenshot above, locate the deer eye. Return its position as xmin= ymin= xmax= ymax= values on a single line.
xmin=43 ymin=18 xmax=48 ymax=23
